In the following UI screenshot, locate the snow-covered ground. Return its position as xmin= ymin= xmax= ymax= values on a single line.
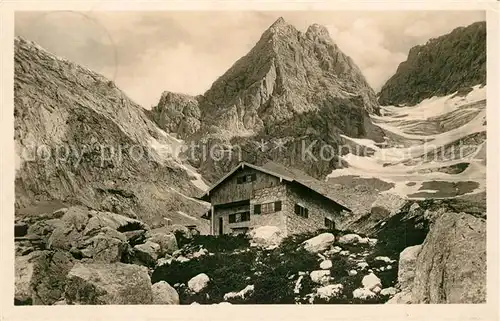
xmin=148 ymin=127 xmax=209 ymax=192
xmin=177 ymin=210 xmax=200 ymax=221
xmin=328 ymin=85 xmax=486 ymax=200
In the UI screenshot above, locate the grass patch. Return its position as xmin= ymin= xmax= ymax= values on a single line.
xmin=153 ymin=229 xmax=400 ymax=304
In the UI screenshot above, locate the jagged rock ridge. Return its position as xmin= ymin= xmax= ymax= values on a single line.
xmin=378 ymin=21 xmax=486 ymax=106
xmin=14 ymin=37 xmax=209 ymax=231
xmin=151 ymin=18 xmax=385 ymax=181
xmin=200 ymin=18 xmax=380 ymax=132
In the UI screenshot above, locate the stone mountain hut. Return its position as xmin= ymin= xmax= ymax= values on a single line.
xmin=199 ymin=162 xmax=351 ymax=236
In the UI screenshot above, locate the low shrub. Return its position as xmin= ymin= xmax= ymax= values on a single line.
xmin=252 ymin=246 xmax=318 ymax=304
xmin=153 ymin=229 xmax=399 ymax=305
xmin=177 ymin=233 xmax=250 ymax=253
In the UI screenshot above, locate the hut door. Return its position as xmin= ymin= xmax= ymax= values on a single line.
xmin=219 ymin=217 xmax=223 ymax=235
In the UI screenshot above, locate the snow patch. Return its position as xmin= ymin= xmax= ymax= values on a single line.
xmin=329 ymin=86 xmax=486 ymax=199
xmin=176 ymin=211 xmax=199 ymax=221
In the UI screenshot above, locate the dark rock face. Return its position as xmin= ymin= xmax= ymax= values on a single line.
xmin=14 ymin=37 xmax=209 ymax=229
xmin=15 ymin=250 xmax=75 ymax=305
xmin=150 ymin=18 xmax=385 ymax=182
xmin=15 ymin=222 xmax=29 ymax=237
xmin=378 ymin=21 xmax=486 ymax=106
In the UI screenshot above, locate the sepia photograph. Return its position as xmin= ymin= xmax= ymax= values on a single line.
xmin=4 ymin=5 xmax=494 ymax=312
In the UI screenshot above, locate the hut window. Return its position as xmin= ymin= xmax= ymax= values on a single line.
xmin=294 ymin=204 xmax=309 ymax=218
xmin=229 ymin=211 xmax=250 ymax=223
xmin=254 ymin=201 xmax=282 ymax=215
xmin=324 ymin=218 xmax=335 ymax=230
xmin=237 ymin=173 xmax=257 ymax=184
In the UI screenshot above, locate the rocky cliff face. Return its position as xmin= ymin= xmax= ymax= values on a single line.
xmin=151 ymin=18 xmax=385 ymax=182
xmin=378 ymin=21 xmax=486 ymax=106
xmin=200 ymin=18 xmax=380 ymax=131
xmin=14 ymin=37 xmax=209 ymax=230
xmin=149 ymin=92 xmax=202 ymax=140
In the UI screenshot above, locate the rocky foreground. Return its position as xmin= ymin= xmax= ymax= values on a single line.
xmin=15 ymin=195 xmax=485 ymax=305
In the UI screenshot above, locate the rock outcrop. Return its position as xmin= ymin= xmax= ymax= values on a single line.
xmin=65 ymin=262 xmax=154 ymax=304
xmin=151 ymin=281 xmax=180 ymax=304
xmin=149 ymin=92 xmax=201 ymax=139
xmin=302 ymin=233 xmax=335 ymax=253
xmin=15 ymin=250 xmax=74 ymax=305
xmin=14 ymin=205 xmax=185 ymax=305
xmin=411 ymin=212 xmax=486 ymax=303
xmin=386 ymin=244 xmax=421 ymax=304
xmin=378 ymin=21 xmax=486 ymax=105
xmin=249 ymin=226 xmax=284 ymax=248
xmin=386 ymin=211 xmax=485 ymax=304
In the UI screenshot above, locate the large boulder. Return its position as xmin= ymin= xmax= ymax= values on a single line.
xmin=319 ymin=259 xmax=332 ymax=270
xmin=123 ymin=230 xmax=147 ymax=246
xmin=337 ymin=233 xmax=369 ymax=245
xmin=147 ymin=232 xmax=178 ymax=256
xmin=65 ymin=262 xmax=153 ymax=304
xmin=302 ymin=233 xmax=335 ymax=253
xmin=15 ymin=250 xmax=74 ymax=305
xmin=78 ymin=227 xmax=128 ymax=263
xmin=47 ymin=224 xmax=82 ymax=251
xmin=60 ymin=206 xmax=90 ymax=231
xmin=310 ymin=270 xmax=331 ymax=285
xmin=249 ymin=226 xmax=284 ymax=248
xmin=82 ymin=211 xmax=147 ymax=235
xmin=26 ymin=218 xmax=64 ymax=248
xmin=316 ymin=284 xmax=343 ymax=300
xmin=14 ymin=253 xmax=35 ymax=305
xmin=166 ymin=224 xmax=192 ymax=239
xmin=47 ymin=207 xmax=90 ymax=251
xmin=370 ymin=193 xmax=406 ymax=220
xmin=151 ymin=281 xmax=180 ymax=304
xmin=223 ymin=284 xmax=255 ymax=302
xmin=187 ymin=273 xmax=210 ymax=293
xmin=362 ymin=273 xmax=382 ymax=292
xmin=353 ymin=288 xmax=376 ymax=300
xmin=411 ymin=212 xmax=486 ymax=303
xmin=133 ymin=241 xmax=161 ymax=267
xmin=397 ymin=244 xmax=422 ymax=290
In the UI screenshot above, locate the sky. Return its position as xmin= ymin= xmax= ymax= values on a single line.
xmin=15 ymin=11 xmax=485 ymax=108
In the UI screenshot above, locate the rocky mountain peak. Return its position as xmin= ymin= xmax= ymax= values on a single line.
xmin=305 ymin=23 xmax=332 ymax=42
xmin=196 ymin=19 xmax=380 ymax=131
xmin=149 ymin=18 xmax=384 ymax=181
xmin=258 ymin=17 xmax=301 ymax=53
xmin=268 ymin=16 xmax=289 ymax=31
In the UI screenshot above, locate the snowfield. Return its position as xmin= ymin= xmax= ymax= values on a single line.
xmin=329 ymin=85 xmax=486 ymax=200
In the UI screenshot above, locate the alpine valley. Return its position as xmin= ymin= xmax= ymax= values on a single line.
xmin=14 ymin=18 xmax=486 ymax=305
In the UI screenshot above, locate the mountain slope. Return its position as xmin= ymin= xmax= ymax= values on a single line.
xmin=200 ymin=18 xmax=380 ymax=133
xmin=151 ymin=18 xmax=386 ymax=182
xmin=378 ymin=21 xmax=486 ymax=106
xmin=14 ymin=37 xmax=210 ymax=232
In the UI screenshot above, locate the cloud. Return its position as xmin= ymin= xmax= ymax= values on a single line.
xmin=112 ymin=42 xmax=228 ymax=107
xmin=326 ymin=18 xmax=407 ymax=91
